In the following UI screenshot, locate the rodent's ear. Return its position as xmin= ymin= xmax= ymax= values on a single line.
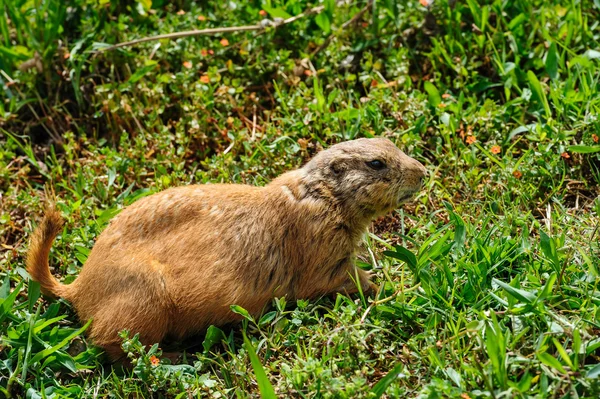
xmin=329 ymin=158 xmax=346 ymax=175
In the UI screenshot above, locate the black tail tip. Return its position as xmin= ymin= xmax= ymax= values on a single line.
xmin=40 ymin=208 xmax=64 ymax=240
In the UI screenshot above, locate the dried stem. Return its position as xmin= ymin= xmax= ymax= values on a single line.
xmin=311 ymin=0 xmax=374 ymax=57
xmin=98 ymin=5 xmax=325 ymax=53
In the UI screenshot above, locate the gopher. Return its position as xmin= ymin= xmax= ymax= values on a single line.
xmin=26 ymin=138 xmax=426 ymax=360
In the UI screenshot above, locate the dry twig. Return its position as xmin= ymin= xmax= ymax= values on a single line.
xmin=98 ymin=5 xmax=325 ymax=52
xmin=311 ymin=0 xmax=374 ymax=57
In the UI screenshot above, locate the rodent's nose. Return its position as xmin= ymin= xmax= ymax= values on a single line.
xmin=412 ymin=159 xmax=427 ymax=184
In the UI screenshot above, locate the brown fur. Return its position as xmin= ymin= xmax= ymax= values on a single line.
xmin=26 ymin=138 xmax=426 ymax=361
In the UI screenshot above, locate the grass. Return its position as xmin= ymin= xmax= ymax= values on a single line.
xmin=1 ymin=0 xmax=600 ymax=397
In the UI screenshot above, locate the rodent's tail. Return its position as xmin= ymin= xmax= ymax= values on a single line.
xmin=26 ymin=208 xmax=70 ymax=299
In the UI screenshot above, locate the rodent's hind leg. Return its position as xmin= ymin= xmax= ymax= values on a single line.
xmin=161 ymin=351 xmax=185 ymax=364
xmin=103 ymin=343 xmax=129 ymax=365
xmin=87 ymin=295 xmax=171 ymax=363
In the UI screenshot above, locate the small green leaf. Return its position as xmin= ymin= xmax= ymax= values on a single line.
xmin=508 ymin=13 xmax=527 ymax=30
xmin=552 ymin=338 xmax=574 ymax=370
xmin=539 ymin=230 xmax=559 ymax=270
xmin=202 ymin=325 xmax=225 ymax=354
xmin=127 ymin=61 xmax=158 ymax=84
xmin=0 ymin=45 xmax=32 ymax=61
xmin=332 ymin=107 xmax=359 ymax=120
xmin=383 ymin=246 xmax=417 ymax=270
xmin=258 ymin=311 xmax=277 ymax=326
xmin=137 ymin=0 xmax=152 ymax=12
xmin=230 ymin=305 xmax=251 ymax=320
xmin=445 ymin=367 xmax=462 ymax=388
xmin=423 ymin=230 xmax=452 ymax=262
xmin=508 ymin=124 xmax=536 ymax=140
xmin=465 ymin=0 xmax=481 ymax=27
xmin=325 ymin=0 xmax=336 ymax=14
xmin=74 ymin=245 xmax=91 ymax=265
xmin=0 ymin=276 xmax=10 ymax=299
xmin=586 ymin=338 xmax=600 ymax=355
xmin=424 ymin=81 xmax=441 ymax=108
xmin=536 ymin=273 xmax=556 ymax=302
xmin=312 ymin=77 xmax=326 ymax=113
xmin=448 ymin=210 xmax=466 ymax=251
xmin=587 ymin=363 xmax=600 ymax=378
xmin=315 ymin=12 xmax=331 ymax=34
xmin=584 ymin=49 xmax=600 ymax=59
xmin=262 ymin=6 xmax=292 ymax=20
xmin=371 ymin=361 xmax=404 ymax=398
xmin=537 ymin=352 xmax=567 ymax=374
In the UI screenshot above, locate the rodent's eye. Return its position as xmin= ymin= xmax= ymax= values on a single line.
xmin=366 ymin=160 xmax=386 ymax=170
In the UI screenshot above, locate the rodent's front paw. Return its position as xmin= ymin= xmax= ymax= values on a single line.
xmin=357 ymin=269 xmax=378 ymax=295
xmin=332 ymin=268 xmax=378 ymax=296
xmin=365 ymin=281 xmax=379 ymax=294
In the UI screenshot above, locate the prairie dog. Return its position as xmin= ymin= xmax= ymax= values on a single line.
xmin=27 ymin=138 xmax=427 ymax=360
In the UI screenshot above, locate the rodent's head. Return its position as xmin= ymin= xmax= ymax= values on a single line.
xmin=303 ymin=138 xmax=427 ymax=217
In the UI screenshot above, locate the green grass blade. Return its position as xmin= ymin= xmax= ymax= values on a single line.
xmin=243 ymin=333 xmax=277 ymax=399
xmin=29 ymin=319 xmax=92 ymax=365
xmin=537 ymin=352 xmax=567 ymax=374
xmin=527 ymin=70 xmax=551 ymax=118
xmin=545 ymin=42 xmax=559 ymax=81
xmin=0 ymin=281 xmax=23 ymax=324
xmin=21 ymin=304 xmax=41 ymax=384
xmin=568 ymin=145 xmax=600 ymax=153
xmin=492 ymin=278 xmax=536 ymax=304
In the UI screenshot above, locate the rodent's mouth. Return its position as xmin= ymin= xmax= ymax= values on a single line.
xmin=397 ymin=191 xmax=416 ymax=204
